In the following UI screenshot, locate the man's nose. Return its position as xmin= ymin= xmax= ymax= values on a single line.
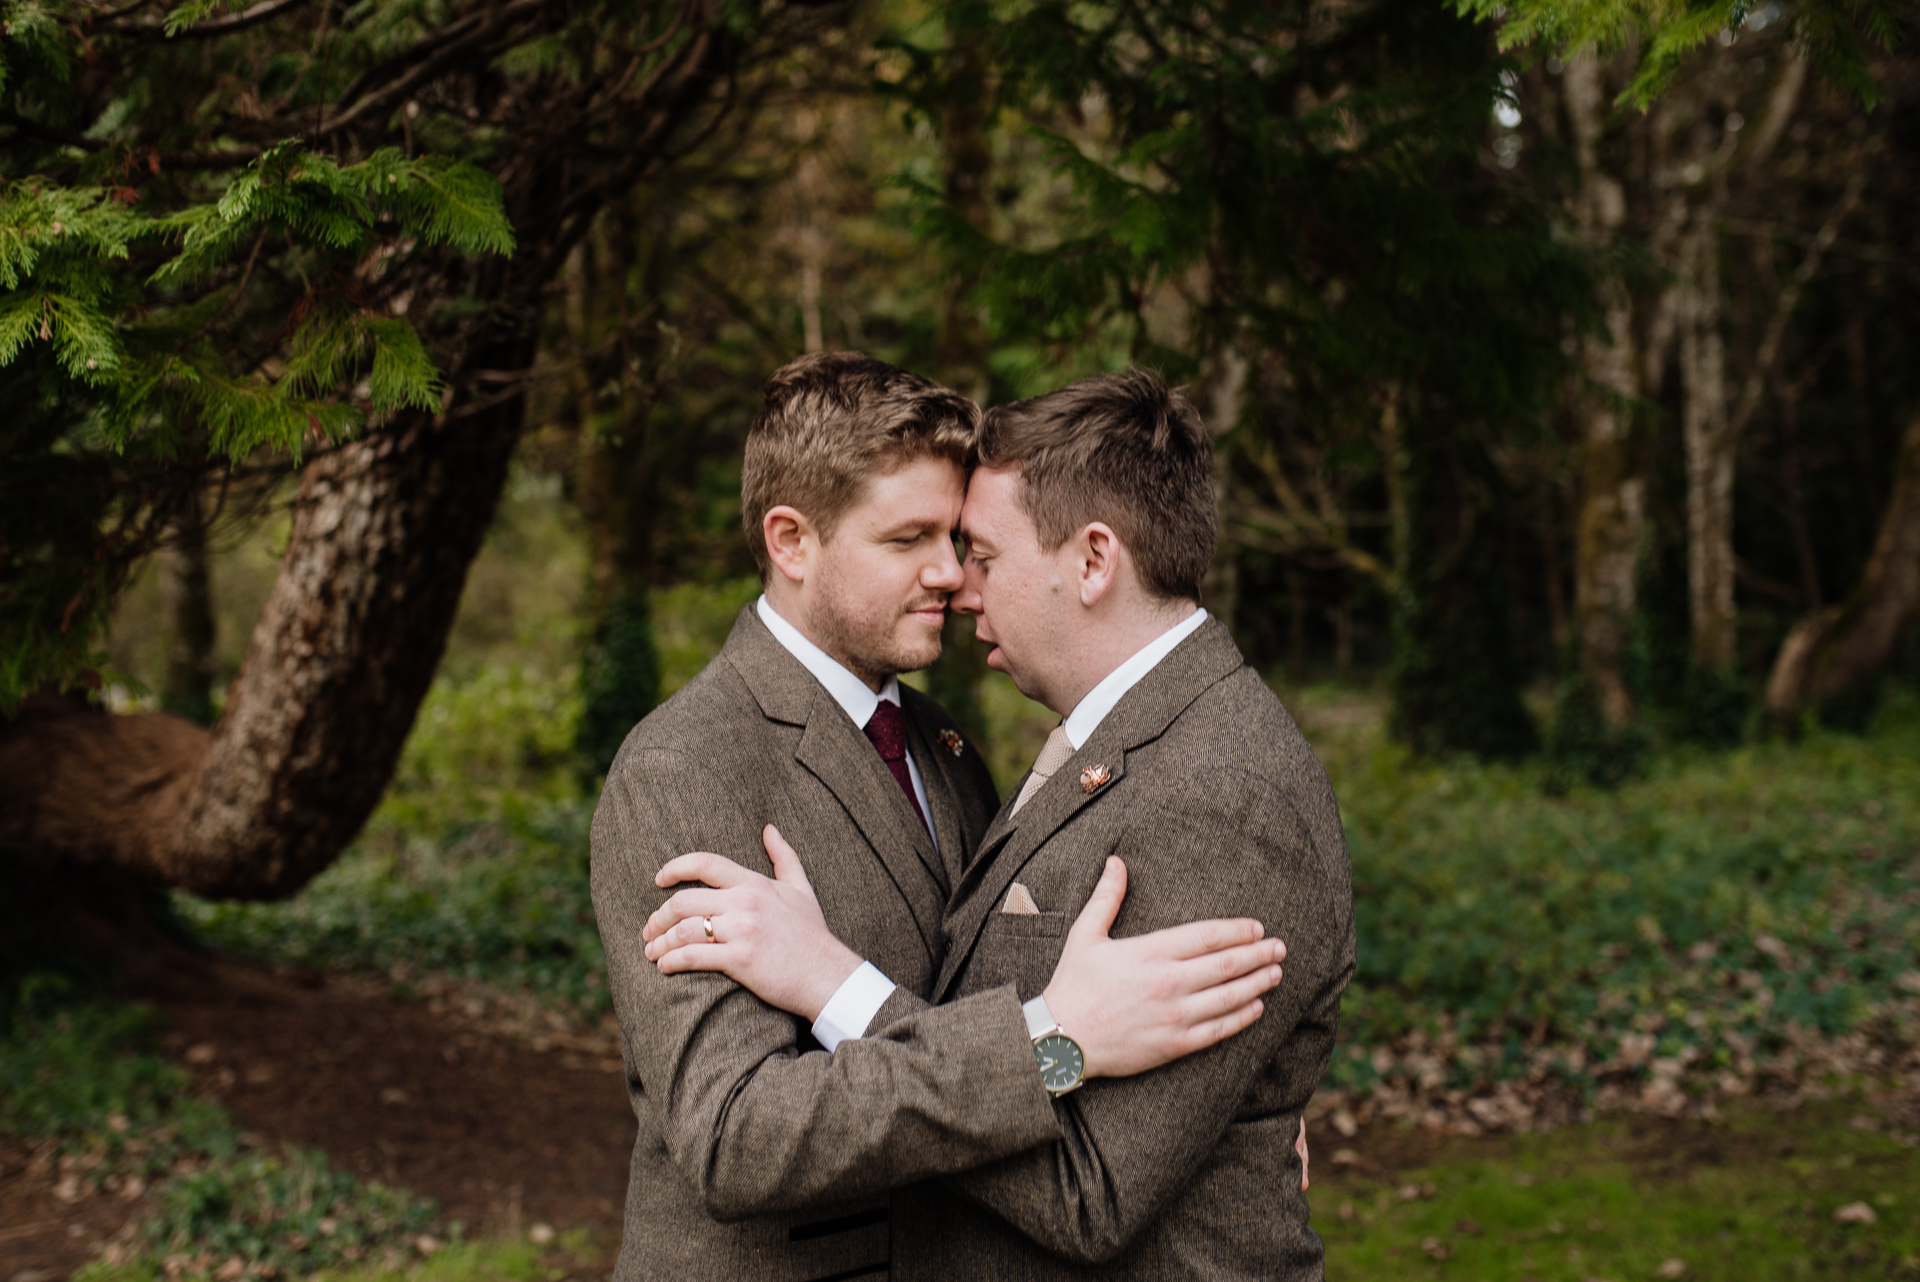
xmin=952 ymin=560 xmax=984 ymax=616
xmin=924 ymin=537 xmax=964 ymax=593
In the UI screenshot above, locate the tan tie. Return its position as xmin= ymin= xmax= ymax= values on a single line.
xmin=1010 ymin=725 xmax=1074 ymax=817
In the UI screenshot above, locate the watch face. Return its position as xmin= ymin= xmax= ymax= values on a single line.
xmin=1035 ymin=1034 xmax=1085 ymax=1094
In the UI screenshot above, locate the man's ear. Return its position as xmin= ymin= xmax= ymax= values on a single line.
xmin=764 ymin=506 xmax=814 ymax=586
xmin=1077 ymin=522 xmax=1122 ymax=607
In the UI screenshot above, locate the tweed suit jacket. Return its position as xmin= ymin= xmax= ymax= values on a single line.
xmin=884 ymin=617 xmax=1357 ymax=1281
xmin=590 ymin=607 xmax=1060 ymax=1282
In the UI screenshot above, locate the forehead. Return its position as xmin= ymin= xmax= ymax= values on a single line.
xmin=959 ymin=466 xmax=1031 ymax=545
xmin=846 ymin=454 xmax=965 ymax=520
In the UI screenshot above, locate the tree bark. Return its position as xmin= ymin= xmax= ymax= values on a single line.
xmin=1681 ymin=217 xmax=1736 ymax=672
xmin=0 ymin=0 xmax=743 ymax=904
xmin=1564 ymin=53 xmax=1648 ymax=728
xmin=1764 ymin=410 xmax=1920 ymax=724
xmin=0 ymin=350 xmax=532 ymax=899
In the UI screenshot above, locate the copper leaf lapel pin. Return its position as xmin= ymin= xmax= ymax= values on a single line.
xmin=1079 ymin=763 xmax=1112 ymax=794
xmin=938 ymin=728 xmax=965 ymax=757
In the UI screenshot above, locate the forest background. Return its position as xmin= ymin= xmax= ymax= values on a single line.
xmin=3 ymin=0 xmax=1920 ymax=1277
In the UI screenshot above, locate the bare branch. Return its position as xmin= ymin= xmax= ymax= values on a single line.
xmin=1727 ymin=167 xmax=1868 ymax=441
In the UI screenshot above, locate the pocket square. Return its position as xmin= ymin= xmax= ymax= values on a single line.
xmin=1001 ymin=883 xmax=1040 ymax=915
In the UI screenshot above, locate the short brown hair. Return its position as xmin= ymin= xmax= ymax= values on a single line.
xmin=977 ymin=369 xmax=1218 ymax=602
xmin=741 ymin=352 xmax=980 ymax=580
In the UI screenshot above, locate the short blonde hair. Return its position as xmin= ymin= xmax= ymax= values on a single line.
xmin=741 ymin=352 xmax=980 ymax=580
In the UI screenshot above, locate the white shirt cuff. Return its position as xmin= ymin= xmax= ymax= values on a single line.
xmin=811 ymin=961 xmax=898 ymax=1052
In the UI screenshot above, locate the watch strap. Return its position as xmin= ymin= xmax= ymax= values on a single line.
xmin=1021 ymin=994 xmax=1060 ymax=1042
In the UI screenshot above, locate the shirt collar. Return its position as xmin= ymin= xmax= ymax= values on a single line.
xmin=757 ymin=596 xmax=900 ymax=727
xmin=1061 ymin=607 xmax=1208 ymax=749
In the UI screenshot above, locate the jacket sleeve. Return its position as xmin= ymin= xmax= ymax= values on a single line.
xmin=590 ymin=744 xmax=1060 ymax=1220
xmin=921 ymin=769 xmax=1355 ymax=1264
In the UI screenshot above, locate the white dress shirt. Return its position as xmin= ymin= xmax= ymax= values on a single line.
xmin=813 ymin=606 xmax=1210 ymax=1049
xmin=756 ymin=596 xmax=933 ymax=1050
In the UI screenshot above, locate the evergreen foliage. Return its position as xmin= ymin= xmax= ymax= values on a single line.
xmin=0 ymin=3 xmax=518 ymax=713
xmin=576 ymin=587 xmax=662 ymax=781
xmin=891 ymin=0 xmax=1593 ymax=751
xmin=1454 ymin=0 xmax=1907 ymax=107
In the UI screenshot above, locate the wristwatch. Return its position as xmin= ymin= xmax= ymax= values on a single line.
xmin=1022 ymin=995 xmax=1085 ymax=1097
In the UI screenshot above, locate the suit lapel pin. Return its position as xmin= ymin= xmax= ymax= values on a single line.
xmin=1079 ymin=763 xmax=1112 ymax=794
xmin=938 ymin=728 xmax=965 ymax=757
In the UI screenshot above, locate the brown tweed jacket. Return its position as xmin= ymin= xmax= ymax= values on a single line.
xmin=885 ymin=616 xmax=1357 ymax=1281
xmin=590 ymin=607 xmax=1059 ymax=1282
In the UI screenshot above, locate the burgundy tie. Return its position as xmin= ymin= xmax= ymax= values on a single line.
xmin=864 ymin=700 xmax=932 ymax=840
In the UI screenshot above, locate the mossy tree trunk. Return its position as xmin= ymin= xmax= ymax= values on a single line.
xmin=0 ymin=1 xmax=741 ymax=906
xmin=1562 ymin=52 xmax=1651 ymax=729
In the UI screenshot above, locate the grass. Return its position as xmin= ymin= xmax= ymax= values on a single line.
xmin=1313 ymin=1100 xmax=1920 ymax=1279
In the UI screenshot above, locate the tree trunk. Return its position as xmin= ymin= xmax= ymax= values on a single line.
xmin=1764 ymin=410 xmax=1920 ymax=724
xmin=573 ymin=205 xmax=668 ymax=778
xmin=0 ymin=2 xmax=742 ymax=911
xmin=1681 ymin=217 xmax=1737 ymax=672
xmin=1564 ymin=53 xmax=1648 ymax=728
xmin=0 ymin=342 xmax=533 ymax=899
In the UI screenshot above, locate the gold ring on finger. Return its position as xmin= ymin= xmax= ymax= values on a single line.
xmin=702 ymin=916 xmax=716 ymax=943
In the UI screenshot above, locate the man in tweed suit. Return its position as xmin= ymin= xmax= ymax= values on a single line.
xmin=646 ymin=369 xmax=1355 ymax=1279
xmin=592 ymin=354 xmax=1291 ymax=1282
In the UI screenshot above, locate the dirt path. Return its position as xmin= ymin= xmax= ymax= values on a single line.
xmin=2 ymin=967 xmax=635 ymax=1281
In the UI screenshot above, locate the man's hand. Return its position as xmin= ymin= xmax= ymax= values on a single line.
xmin=1044 ymin=856 xmax=1287 ymax=1080
xmin=643 ymin=825 xmax=863 ymax=1021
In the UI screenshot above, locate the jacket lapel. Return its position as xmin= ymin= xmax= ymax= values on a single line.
xmin=934 ymin=731 xmax=1131 ymax=1000
xmin=724 ymin=608 xmax=948 ymax=961
xmin=933 ymin=618 xmax=1248 ymax=1001
xmin=903 ymin=714 xmax=964 ymax=896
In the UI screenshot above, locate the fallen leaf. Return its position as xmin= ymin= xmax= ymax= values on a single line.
xmin=1456 ymin=1219 xmax=1483 ymax=1236
xmin=1657 ymin=1259 xmax=1687 ymax=1277
xmin=1833 ymin=1202 xmax=1877 ymax=1225
xmin=1338 ymin=1202 xmax=1356 ymax=1223
xmin=1421 ymin=1237 xmax=1450 ymax=1260
xmin=1331 ymin=1108 xmax=1358 ymax=1138
xmin=414 ymin=1234 xmax=441 ymax=1255
xmin=184 ymin=1044 xmax=217 ymax=1066
xmin=214 ymin=1257 xmax=245 ymax=1281
xmin=530 ymin=1223 xmax=556 ymax=1245
xmin=380 ymin=1087 xmax=410 ymax=1105
xmin=106 ymin=1114 xmax=130 ymax=1133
